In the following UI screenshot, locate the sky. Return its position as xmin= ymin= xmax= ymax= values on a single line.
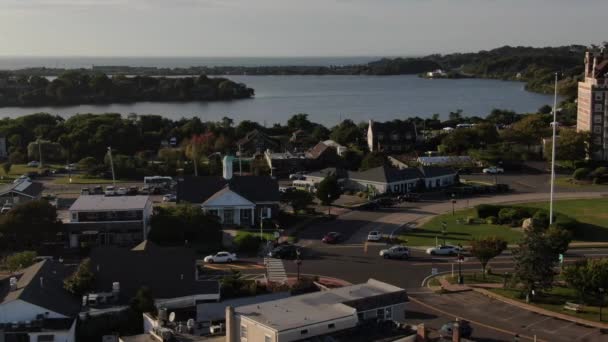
xmin=0 ymin=0 xmax=607 ymax=57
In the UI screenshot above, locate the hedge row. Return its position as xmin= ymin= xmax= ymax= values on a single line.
xmin=475 ymin=204 xmax=578 ymax=232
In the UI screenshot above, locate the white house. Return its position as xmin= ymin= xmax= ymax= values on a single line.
xmin=419 ymin=166 xmax=458 ymax=189
xmin=0 ymin=260 xmax=80 ymax=342
xmin=177 ymin=157 xmax=280 ymax=226
xmin=227 ymin=279 xmax=408 ymax=342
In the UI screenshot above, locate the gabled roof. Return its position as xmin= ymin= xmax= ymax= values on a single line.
xmin=305 ymin=142 xmax=331 ymax=160
xmin=0 ymin=260 xmax=81 ymax=317
xmin=201 ymin=186 xmax=255 ymax=207
xmin=348 ymin=165 xmax=422 ymax=184
xmin=0 ymin=180 xmax=44 ymax=198
xmin=418 ymin=166 xmax=456 ymax=178
xmin=89 ymin=244 xmax=219 ymax=302
xmin=595 ymin=60 xmax=608 ymax=78
xmin=177 ymin=176 xmax=279 ymax=204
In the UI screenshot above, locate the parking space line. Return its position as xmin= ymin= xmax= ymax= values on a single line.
xmin=523 ymin=316 xmax=552 ymax=329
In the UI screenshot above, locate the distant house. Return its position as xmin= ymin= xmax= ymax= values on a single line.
xmin=289 ymin=130 xmax=315 ymax=151
xmin=416 ymin=156 xmax=473 ymax=167
xmin=346 ymin=165 xmax=423 ymax=194
xmin=264 ymin=150 xmax=306 ymax=177
xmin=367 ymin=120 xmax=418 ymax=153
xmin=177 ymin=156 xmax=280 ymax=226
xmin=0 ymin=260 xmax=80 ymax=342
xmin=227 ymin=279 xmax=408 ymax=342
xmin=236 ymin=129 xmax=280 ymax=156
xmin=65 ymin=195 xmax=153 ymax=247
xmin=305 ymin=141 xmax=341 ymax=168
xmin=0 ymin=180 xmax=44 ymax=205
xmin=88 ymin=241 xmax=220 ymax=310
xmin=419 ymin=166 xmax=458 ymax=189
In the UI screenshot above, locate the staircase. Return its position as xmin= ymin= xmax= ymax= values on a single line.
xmin=264 ymin=258 xmax=287 ymax=283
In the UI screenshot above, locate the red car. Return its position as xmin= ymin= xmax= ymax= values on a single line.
xmin=322 ymin=232 xmax=342 ymax=244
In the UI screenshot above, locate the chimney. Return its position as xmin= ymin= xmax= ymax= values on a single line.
xmin=9 ymin=277 xmax=17 ymax=291
xmin=225 ymin=306 xmax=236 ymax=342
xmin=452 ymin=320 xmax=460 ymax=342
xmin=592 ymin=56 xmax=598 ymax=78
xmin=223 ymin=156 xmax=234 ymax=180
xmin=39 ymin=277 xmax=44 ymax=289
xmin=112 ymin=282 xmax=120 ymax=296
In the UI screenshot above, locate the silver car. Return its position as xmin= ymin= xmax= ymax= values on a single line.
xmin=380 ymin=245 xmax=410 ymax=259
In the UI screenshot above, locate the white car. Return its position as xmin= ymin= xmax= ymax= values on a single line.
xmin=367 ymin=231 xmax=382 ymax=242
xmin=482 ymin=166 xmax=504 ymax=174
xmin=105 ymin=186 xmax=116 ymax=196
xmin=116 ymin=187 xmax=128 ymax=195
xmin=163 ymin=194 xmax=177 ymax=202
xmin=379 ymin=245 xmax=410 ymax=259
xmin=13 ymin=175 xmax=31 ymax=184
xmin=27 ymin=161 xmax=40 ymax=167
xmin=289 ymin=173 xmax=305 ymax=180
xmin=204 ymin=251 xmax=237 ymax=263
xmin=426 ymin=245 xmax=463 ymax=256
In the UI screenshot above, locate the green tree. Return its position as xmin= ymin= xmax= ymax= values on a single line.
xmin=287 ymin=113 xmax=314 ymax=131
xmin=469 ymin=237 xmax=507 ymax=278
xmin=220 ymin=269 xmax=247 ymax=298
xmin=501 ymin=114 xmax=550 ymax=148
xmin=0 ymin=200 xmax=62 ymax=249
xmin=148 ymin=204 xmax=221 ymax=246
xmin=280 ymin=190 xmax=314 ymax=214
xmin=544 ymin=129 xmax=590 ymax=165
xmin=316 ymin=175 xmax=341 ymax=206
xmin=563 ymin=259 xmax=608 ymax=303
xmin=330 ymin=120 xmax=362 ymax=146
xmin=538 ymin=104 xmax=552 ymax=114
xmin=64 ymin=258 xmax=95 ymax=296
xmin=360 ymin=151 xmax=386 ymax=171
xmin=78 ymin=156 xmax=102 ymax=176
xmin=130 ymin=286 xmax=156 ymax=314
xmin=513 ymin=225 xmax=572 ymax=302
xmin=1 ymin=162 xmax=11 ymax=176
xmin=3 ymin=250 xmax=37 ymax=272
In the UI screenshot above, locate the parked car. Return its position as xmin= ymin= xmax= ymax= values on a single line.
xmin=27 ymin=161 xmax=40 ymax=167
xmin=425 ymin=245 xmax=463 ymax=256
xmin=104 ymin=186 xmax=116 ymax=196
xmin=52 ymin=167 xmax=68 ymax=174
xmin=127 ymin=186 xmax=138 ymax=195
xmin=439 ymin=320 xmax=472 ymax=339
xmin=116 ymin=187 xmax=128 ymax=195
xmin=0 ymin=203 xmax=12 ymax=214
xmin=162 ymin=194 xmax=177 ymax=202
xmin=456 ymin=168 xmax=473 ymax=175
xmin=93 ymin=186 xmax=104 ymax=195
xmin=13 ymin=175 xmax=31 ymax=184
xmin=139 ymin=185 xmax=150 ymax=194
xmin=360 ymin=201 xmax=380 ymax=211
xmin=322 ymin=232 xmax=342 ymax=244
xmin=367 ymin=231 xmax=382 ymax=242
xmin=289 ymin=173 xmax=305 ymax=180
xmin=267 ymin=244 xmax=299 ymax=259
xmin=482 ymin=166 xmax=504 ymax=174
xmin=65 ymin=163 xmax=77 ymax=171
xmin=203 ymin=251 xmax=238 ymax=263
xmin=379 ymin=245 xmax=410 ymax=259
xmin=398 ymin=193 xmax=420 ymax=202
xmin=81 ymin=187 xmax=90 ymax=195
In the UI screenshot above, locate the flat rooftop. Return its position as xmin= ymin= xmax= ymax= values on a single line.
xmin=235 ymin=279 xmax=407 ymax=333
xmin=69 ymin=195 xmax=150 ymax=211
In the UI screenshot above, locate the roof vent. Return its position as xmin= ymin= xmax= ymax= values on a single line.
xmin=39 ymin=277 xmax=44 ymax=289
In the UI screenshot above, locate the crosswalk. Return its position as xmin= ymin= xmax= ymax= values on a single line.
xmin=198 ymin=273 xmax=265 ymax=281
xmin=264 ymin=258 xmax=288 ymax=283
xmin=201 ymin=263 xmax=265 ymax=271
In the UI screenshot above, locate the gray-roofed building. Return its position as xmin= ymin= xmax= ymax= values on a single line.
xmin=177 ymin=158 xmax=280 ymax=226
xmin=66 ymin=195 xmax=153 ymax=247
xmin=0 ymin=260 xmax=80 ymax=342
xmin=88 ymin=241 xmax=220 ymax=309
xmin=0 ymin=180 xmax=44 ymax=206
xmin=227 ymin=279 xmax=408 ymax=342
xmin=418 ymin=166 xmax=457 ymax=189
xmin=197 ymin=292 xmax=290 ymax=323
xmin=346 ymin=165 xmax=423 ymax=195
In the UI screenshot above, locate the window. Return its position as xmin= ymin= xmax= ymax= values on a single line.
xmin=391 ymin=134 xmax=399 ymax=141
xmin=357 ymin=312 xmax=364 ymax=321
xmin=328 ymin=323 xmax=336 ymax=329
xmin=37 ymin=336 xmax=55 ymax=342
xmin=377 ymin=308 xmax=385 ymax=320
xmin=71 ymin=213 xmax=77 ymax=220
xmin=595 ymin=104 xmax=604 ymax=112
xmin=264 ymin=335 xmax=272 ymax=342
xmin=301 ymin=329 xmax=308 ymax=335
xmin=240 ymin=324 xmax=248 ymax=340
xmin=595 ymin=137 xmax=603 ymax=145
xmin=596 ymin=92 xmax=604 ymax=101
xmin=241 ymin=209 xmax=250 ymax=219
xmin=595 ymin=115 xmax=603 ymax=124
xmin=594 ymin=126 xmax=603 ymax=134
xmin=385 ymin=307 xmax=393 ymax=320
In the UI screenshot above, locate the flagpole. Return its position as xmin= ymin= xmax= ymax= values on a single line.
xmin=549 ymin=73 xmax=558 ymax=225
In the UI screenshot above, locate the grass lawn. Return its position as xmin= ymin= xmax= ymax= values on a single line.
xmin=53 ymin=175 xmax=130 ymax=185
xmin=491 ymin=286 xmax=605 ymax=323
xmin=5 ymin=163 xmax=63 ymax=176
xmin=445 ymin=273 xmax=507 ymax=285
xmin=400 ymin=208 xmax=523 ymax=246
xmin=404 ymin=198 xmax=608 ymax=246
xmin=555 ymin=177 xmax=608 ymax=189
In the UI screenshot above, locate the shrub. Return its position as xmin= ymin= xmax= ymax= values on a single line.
xmin=591 ymin=167 xmax=608 ymax=178
xmin=476 ymin=204 xmax=501 ymax=218
xmin=233 ymin=233 xmax=262 ymax=254
xmin=532 ymin=211 xmax=549 ymax=230
xmin=486 ymin=216 xmax=497 ymax=224
xmin=553 ymin=215 xmax=577 ymax=233
xmin=466 ymin=216 xmax=475 ymax=224
xmin=572 ymin=167 xmax=592 ymax=180
xmin=498 ymin=208 xmax=518 ymax=225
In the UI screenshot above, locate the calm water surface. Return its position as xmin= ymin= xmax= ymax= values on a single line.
xmin=0 ymin=75 xmax=557 ymax=126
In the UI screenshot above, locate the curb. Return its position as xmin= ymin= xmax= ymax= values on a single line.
xmin=473 ymin=287 xmax=608 ymax=330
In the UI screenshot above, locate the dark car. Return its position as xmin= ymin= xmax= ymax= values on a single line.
xmin=52 ymin=167 xmax=68 ymax=174
xmin=456 ymin=168 xmax=473 ymax=175
xmin=267 ymin=244 xmax=299 ymax=259
xmin=398 ymin=193 xmax=420 ymax=202
xmin=439 ymin=320 xmax=472 ymax=339
xmin=322 ymin=232 xmax=342 ymax=244
xmin=127 ymin=186 xmax=138 ymax=195
xmin=92 ymin=186 xmax=104 ymax=195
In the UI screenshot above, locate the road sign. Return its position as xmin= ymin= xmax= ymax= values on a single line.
xmin=273 ymin=231 xmax=280 ymax=239
xmin=559 ymin=253 xmax=564 ymax=264
xmin=431 ymin=267 xmax=438 ymax=275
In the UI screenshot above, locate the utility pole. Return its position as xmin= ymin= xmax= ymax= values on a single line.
xmin=37 ymin=138 xmax=43 ymax=168
xmin=238 ymin=144 xmax=242 ymax=176
xmin=107 ymin=146 xmax=116 ymax=186
xmin=549 ymin=73 xmax=558 ymax=225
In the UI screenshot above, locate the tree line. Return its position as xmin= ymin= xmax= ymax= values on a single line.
xmin=0 ymin=71 xmax=253 ymax=106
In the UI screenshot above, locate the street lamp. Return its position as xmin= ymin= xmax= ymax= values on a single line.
xmin=457 ymin=252 xmax=464 ymax=285
xmin=296 ymin=248 xmax=302 ymax=281
xmin=600 ymin=287 xmax=605 ymax=322
xmin=327 ymin=194 xmax=331 ymax=216
xmin=451 ymin=193 xmax=456 ymax=216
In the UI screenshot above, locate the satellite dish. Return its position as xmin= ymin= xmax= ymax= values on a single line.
xmin=169 ymin=312 xmax=176 ymax=323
